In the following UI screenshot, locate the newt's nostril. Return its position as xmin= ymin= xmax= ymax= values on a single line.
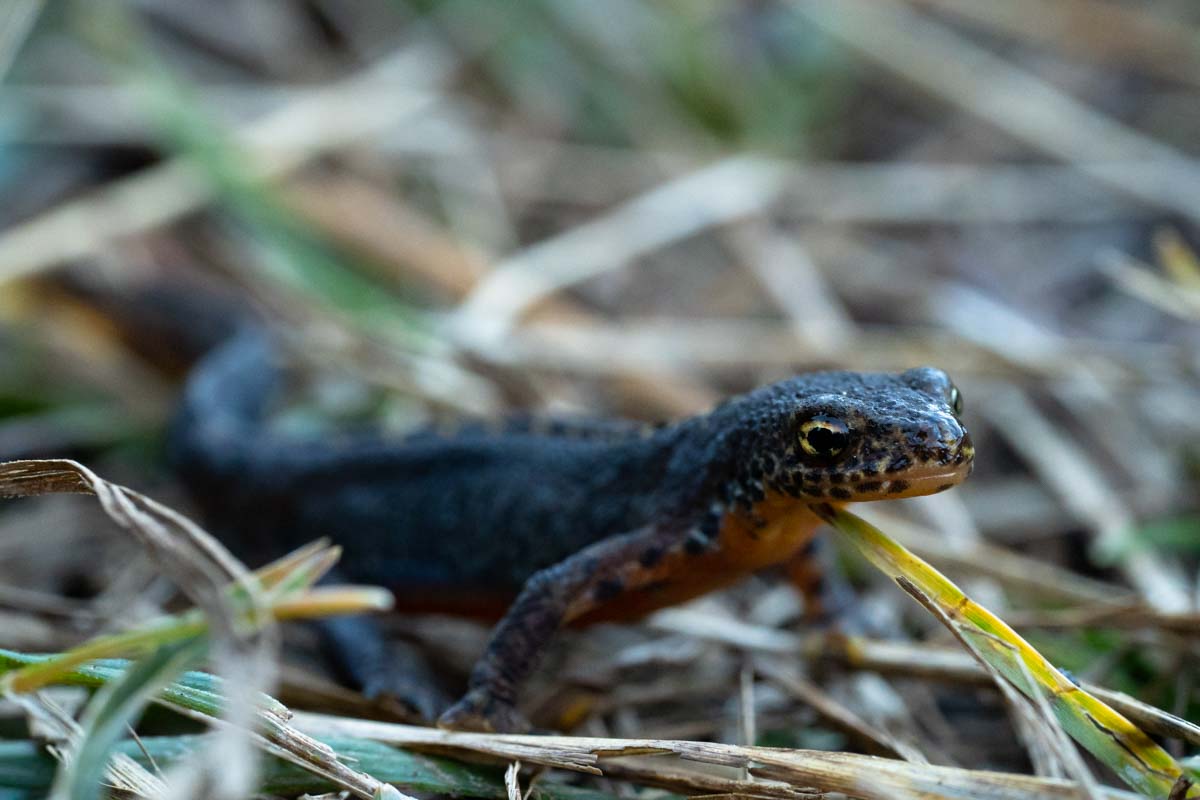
xmin=936 ymin=419 xmax=967 ymax=447
xmin=953 ymin=431 xmax=975 ymax=463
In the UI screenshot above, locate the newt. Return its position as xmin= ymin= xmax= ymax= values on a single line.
xmin=170 ymin=329 xmax=974 ymax=732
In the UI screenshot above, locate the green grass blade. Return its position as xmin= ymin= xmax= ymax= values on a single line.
xmin=0 ymin=617 xmax=207 ymax=694
xmin=818 ymin=504 xmax=1195 ymax=799
xmin=0 ymin=541 xmax=387 ymax=696
xmin=0 ymin=650 xmax=284 ymax=719
xmin=0 ymin=740 xmax=53 ymax=792
xmin=53 ymin=638 xmax=206 ymax=800
xmin=0 ymin=735 xmax=623 ymax=800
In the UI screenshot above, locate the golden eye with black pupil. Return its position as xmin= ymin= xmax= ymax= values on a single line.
xmin=950 ymin=386 xmax=963 ymax=416
xmin=799 ymin=417 xmax=850 ymax=459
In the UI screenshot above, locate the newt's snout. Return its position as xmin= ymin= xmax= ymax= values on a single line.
xmin=917 ymin=415 xmax=972 ymax=465
xmin=887 ymin=419 xmax=973 ymax=499
xmin=954 ymin=430 xmax=975 ymax=466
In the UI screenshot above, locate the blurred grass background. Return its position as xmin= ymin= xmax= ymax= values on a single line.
xmin=0 ymin=0 xmax=1198 ymax=797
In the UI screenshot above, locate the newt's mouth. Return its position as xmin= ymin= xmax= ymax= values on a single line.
xmin=844 ymin=434 xmax=975 ymax=502
xmin=867 ymin=461 xmax=973 ymax=499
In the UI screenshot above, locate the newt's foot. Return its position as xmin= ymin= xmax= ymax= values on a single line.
xmin=438 ymin=688 xmax=530 ymax=732
xmin=363 ymin=671 xmax=452 ymax=723
xmin=317 ymin=614 xmax=453 ymax=722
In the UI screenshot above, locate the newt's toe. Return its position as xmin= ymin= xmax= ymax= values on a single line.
xmin=364 ymin=676 xmax=452 ymax=723
xmin=355 ymin=648 xmax=453 ymax=723
xmin=438 ymin=689 xmax=530 ymax=733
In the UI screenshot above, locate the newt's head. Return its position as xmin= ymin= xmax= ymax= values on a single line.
xmin=730 ymin=367 xmax=974 ymax=504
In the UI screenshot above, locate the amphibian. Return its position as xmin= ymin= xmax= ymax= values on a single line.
xmin=171 ymin=330 xmax=973 ymax=732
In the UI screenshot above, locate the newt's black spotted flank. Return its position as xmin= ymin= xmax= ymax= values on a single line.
xmin=171 ymin=329 xmax=974 ymax=732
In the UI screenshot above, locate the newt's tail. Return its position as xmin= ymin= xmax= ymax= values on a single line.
xmin=44 ymin=271 xmax=282 ymax=488
xmin=15 ymin=269 xmax=285 ymax=503
xmin=167 ymin=327 xmax=283 ymax=490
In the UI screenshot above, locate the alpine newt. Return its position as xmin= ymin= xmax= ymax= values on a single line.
xmin=170 ymin=330 xmax=974 ymax=732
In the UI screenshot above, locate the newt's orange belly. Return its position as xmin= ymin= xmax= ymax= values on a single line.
xmin=389 ymin=588 xmax=516 ymax=621
xmin=390 ymin=493 xmax=825 ymax=625
xmin=576 ymin=494 xmax=824 ymax=624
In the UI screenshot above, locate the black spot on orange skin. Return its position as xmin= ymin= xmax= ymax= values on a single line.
xmin=829 ymin=487 xmax=852 ymax=500
xmin=593 ymin=579 xmax=624 ymax=602
xmin=639 ymin=546 xmax=664 ymax=567
xmin=888 ymin=479 xmax=909 ymax=494
xmin=684 ymin=532 xmax=709 ymax=555
xmin=858 ymin=481 xmax=881 ymax=493
xmin=936 ymin=483 xmax=955 ymax=492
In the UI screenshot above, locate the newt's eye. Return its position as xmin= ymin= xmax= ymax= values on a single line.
xmin=799 ymin=417 xmax=851 ymax=459
xmin=950 ymin=386 xmax=964 ymax=416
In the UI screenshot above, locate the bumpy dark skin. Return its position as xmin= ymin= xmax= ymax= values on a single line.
xmin=171 ymin=331 xmax=974 ymax=732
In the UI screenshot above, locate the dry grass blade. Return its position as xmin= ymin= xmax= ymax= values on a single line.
xmin=1099 ymin=252 xmax=1200 ymax=321
xmin=0 ymin=461 xmax=388 ymax=630
xmin=0 ymin=50 xmax=446 ymax=286
xmin=977 ymin=389 xmax=1188 ymax=612
xmin=492 ymin=147 xmax=1174 ymax=223
xmin=1003 ymin=605 xmax=1200 ymax=636
xmin=499 ymin=319 xmax=1184 ymax=385
xmin=0 ymin=458 xmax=247 ymax=598
xmin=8 ymin=692 xmax=167 ymax=799
xmin=752 ymin=657 xmax=922 ymax=763
xmin=158 ymin=702 xmax=414 ymax=800
xmin=1084 ymin=686 xmax=1200 ymax=752
xmin=650 ymin=602 xmax=1198 ymax=754
xmin=0 ymin=458 xmax=255 ymax=698
xmin=250 ymin=719 xmax=412 ymax=800
xmin=730 ymin=222 xmax=856 ymax=354
xmin=856 ymin=510 xmax=1131 ymax=607
xmin=291 ymin=713 xmax=1148 ymax=800
xmin=797 ymin=0 xmax=1200 ymax=220
xmin=491 ymin=142 xmax=1200 ymax=223
xmin=0 ymin=0 xmax=41 ymax=81
xmin=797 ymin=629 xmax=1200 ymax=750
xmin=454 ymin=157 xmax=787 ymax=344
xmin=911 ymin=0 xmax=1200 ymax=85
xmin=504 ymin=761 xmax=522 ymax=800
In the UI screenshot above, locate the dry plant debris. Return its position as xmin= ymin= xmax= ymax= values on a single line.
xmin=0 ymin=459 xmax=404 ymax=799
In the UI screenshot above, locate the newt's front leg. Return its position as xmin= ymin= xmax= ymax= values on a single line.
xmin=438 ymin=526 xmax=682 ymax=732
